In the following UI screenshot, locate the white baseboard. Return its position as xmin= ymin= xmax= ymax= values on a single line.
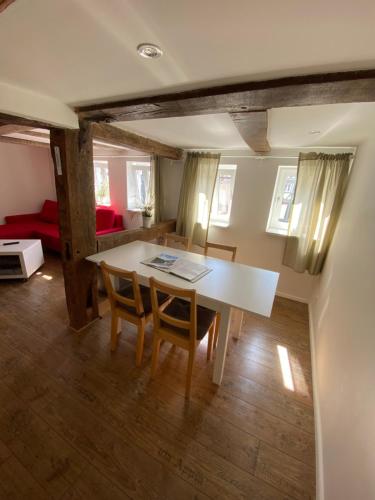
xmin=276 ymin=291 xmax=309 ymax=304
xmin=308 ymin=304 xmax=325 ymax=500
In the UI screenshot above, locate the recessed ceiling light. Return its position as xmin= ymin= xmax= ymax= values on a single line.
xmin=309 ymin=130 xmax=321 ymax=135
xmin=137 ymin=43 xmax=163 ymax=59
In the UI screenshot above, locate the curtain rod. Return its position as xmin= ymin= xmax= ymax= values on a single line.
xmin=199 ymin=154 xmax=355 ymax=160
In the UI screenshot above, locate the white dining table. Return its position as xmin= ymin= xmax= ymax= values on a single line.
xmin=87 ymin=240 xmax=279 ymax=385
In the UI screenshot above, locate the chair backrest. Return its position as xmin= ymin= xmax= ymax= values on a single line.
xmin=149 ymin=277 xmax=197 ymax=345
xmin=164 ymin=233 xmax=190 ymax=251
xmin=204 ymin=242 xmax=237 ymax=262
xmin=100 ymin=261 xmax=144 ymax=317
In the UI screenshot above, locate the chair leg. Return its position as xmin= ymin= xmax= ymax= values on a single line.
xmin=150 ymin=336 xmax=161 ymax=379
xmin=207 ymin=323 xmax=214 ymax=361
xmin=186 ymin=349 xmax=195 ymax=399
xmin=110 ymin=313 xmax=119 ymax=351
xmin=136 ymin=320 xmax=145 ymax=367
xmin=214 ymin=312 xmax=221 ymax=349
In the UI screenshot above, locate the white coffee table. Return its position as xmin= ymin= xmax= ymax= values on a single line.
xmin=0 ymin=239 xmax=44 ymax=279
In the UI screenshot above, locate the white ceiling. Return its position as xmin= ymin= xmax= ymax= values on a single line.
xmin=117 ymin=114 xmax=248 ymax=149
xmin=117 ymin=103 xmax=375 ymax=149
xmin=1 ymin=1 xmax=375 ymax=149
xmin=1 ymin=0 xmax=375 ymax=106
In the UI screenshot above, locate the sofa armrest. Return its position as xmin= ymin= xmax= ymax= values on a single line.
xmin=114 ymin=214 xmax=124 ymax=230
xmin=5 ymin=213 xmax=40 ymax=224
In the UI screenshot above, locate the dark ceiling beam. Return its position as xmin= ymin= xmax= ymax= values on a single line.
xmin=230 ymin=110 xmax=270 ymax=153
xmin=91 ymin=123 xmax=183 ymax=160
xmin=76 ymin=69 xmax=375 ymax=123
xmin=0 ymin=0 xmax=16 ymax=14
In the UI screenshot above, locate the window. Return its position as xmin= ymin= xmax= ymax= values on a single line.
xmin=127 ymin=161 xmax=151 ymax=209
xmin=210 ymin=165 xmax=237 ymax=227
xmin=267 ymin=166 xmax=297 ymax=235
xmin=94 ymin=161 xmax=111 ymax=206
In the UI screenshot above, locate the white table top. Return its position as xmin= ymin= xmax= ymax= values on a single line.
xmin=87 ymin=240 xmax=279 ymax=317
xmin=0 ymin=239 xmax=41 ymax=254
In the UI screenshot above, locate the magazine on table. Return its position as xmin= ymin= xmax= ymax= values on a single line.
xmin=142 ymin=253 xmax=212 ymax=283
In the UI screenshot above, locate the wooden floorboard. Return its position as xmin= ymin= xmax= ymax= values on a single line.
xmin=0 ymin=253 xmax=315 ymax=499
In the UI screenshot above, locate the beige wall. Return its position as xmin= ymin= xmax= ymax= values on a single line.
xmin=310 ymin=140 xmax=375 ymax=499
xmin=161 ymin=152 xmax=317 ymax=302
xmin=0 ymin=142 xmax=56 ymax=223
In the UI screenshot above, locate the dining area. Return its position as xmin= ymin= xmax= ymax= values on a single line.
xmin=87 ymin=236 xmax=279 ymax=398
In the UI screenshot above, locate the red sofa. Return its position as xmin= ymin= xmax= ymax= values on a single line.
xmin=0 ymin=200 xmax=124 ymax=252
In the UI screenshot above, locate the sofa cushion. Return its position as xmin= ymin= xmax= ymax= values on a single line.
xmin=40 ymin=200 xmax=59 ymax=224
xmin=5 ymin=213 xmax=40 ymax=224
xmin=0 ymin=223 xmax=35 ymax=239
xmin=96 ymin=208 xmax=115 ymax=231
xmin=33 ymin=223 xmax=61 ymax=252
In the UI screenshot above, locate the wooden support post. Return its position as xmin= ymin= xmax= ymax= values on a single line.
xmin=50 ymin=122 xmax=99 ymax=331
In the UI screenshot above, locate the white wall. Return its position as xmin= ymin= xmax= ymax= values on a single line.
xmin=0 ymin=142 xmax=56 ymax=223
xmin=161 ymin=151 xmax=318 ymax=302
xmin=309 ymin=140 xmax=375 ymax=500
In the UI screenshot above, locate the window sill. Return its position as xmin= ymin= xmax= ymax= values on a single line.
xmin=210 ymin=221 xmax=230 ymax=228
xmin=266 ymin=228 xmax=288 ymax=237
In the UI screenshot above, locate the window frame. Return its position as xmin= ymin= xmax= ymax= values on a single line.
xmin=93 ymin=160 xmax=111 ymax=206
xmin=210 ymin=164 xmax=237 ymax=228
xmin=266 ymin=165 xmax=298 ymax=236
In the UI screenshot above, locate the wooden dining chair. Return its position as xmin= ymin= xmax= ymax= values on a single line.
xmin=204 ymin=241 xmax=237 ymax=262
xmin=149 ymin=277 xmax=216 ymax=398
xmin=164 ymin=232 xmax=191 ymax=251
xmin=100 ymin=261 xmax=170 ymax=366
xmin=204 ymin=242 xmax=238 ymax=348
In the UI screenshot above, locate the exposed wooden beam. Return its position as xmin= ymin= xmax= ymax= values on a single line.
xmin=77 ymin=69 xmax=375 ymax=123
xmin=50 ymin=123 xmax=98 ymax=331
xmin=0 ymin=135 xmax=49 ymax=148
xmin=0 ymin=0 xmax=15 ymax=14
xmin=230 ymin=110 xmax=270 ymax=153
xmin=92 ymin=123 xmax=182 ymax=160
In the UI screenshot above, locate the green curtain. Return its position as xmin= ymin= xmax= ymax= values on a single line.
xmin=283 ymin=152 xmax=351 ymax=275
xmin=176 ymin=152 xmax=220 ymax=247
xmin=151 ymin=155 xmax=162 ymax=223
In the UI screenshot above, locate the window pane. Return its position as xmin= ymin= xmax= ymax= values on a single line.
xmin=210 ymin=165 xmax=237 ymax=226
xmin=266 ymin=166 xmax=297 ymax=235
xmin=127 ymin=161 xmax=151 ymax=210
xmin=278 ymin=174 xmax=296 ymax=222
xmin=94 ymin=161 xmax=110 ymax=206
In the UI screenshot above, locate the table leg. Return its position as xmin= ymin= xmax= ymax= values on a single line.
xmin=230 ymin=308 xmax=244 ymax=340
xmin=213 ymin=306 xmax=231 ymax=385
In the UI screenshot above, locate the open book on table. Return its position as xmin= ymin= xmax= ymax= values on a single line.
xmin=141 ymin=253 xmax=212 ymax=283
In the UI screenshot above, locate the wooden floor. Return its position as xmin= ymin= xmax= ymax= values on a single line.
xmin=0 ymin=254 xmax=315 ymax=499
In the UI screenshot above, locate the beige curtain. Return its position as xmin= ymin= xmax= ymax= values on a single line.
xmin=151 ymin=155 xmax=162 ymax=223
xmin=283 ymin=152 xmax=351 ymax=275
xmin=176 ymin=152 xmax=220 ymax=247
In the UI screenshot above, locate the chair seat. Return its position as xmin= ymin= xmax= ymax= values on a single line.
xmin=117 ymin=283 xmax=169 ymax=317
xmin=161 ymin=298 xmax=216 ymax=340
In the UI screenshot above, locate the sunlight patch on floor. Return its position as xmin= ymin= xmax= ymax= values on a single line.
xmin=277 ymin=344 xmax=295 ymax=391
